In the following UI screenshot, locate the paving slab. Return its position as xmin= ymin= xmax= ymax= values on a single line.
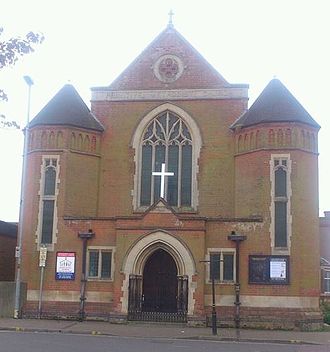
xmin=0 ymin=318 xmax=330 ymax=346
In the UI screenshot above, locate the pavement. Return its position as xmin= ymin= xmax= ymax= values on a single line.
xmin=0 ymin=318 xmax=330 ymax=346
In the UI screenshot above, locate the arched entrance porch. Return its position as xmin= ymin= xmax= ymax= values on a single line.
xmin=121 ymin=231 xmax=196 ymax=322
xmin=142 ymin=249 xmax=177 ymax=312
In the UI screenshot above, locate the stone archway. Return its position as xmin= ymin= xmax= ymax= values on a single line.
xmin=142 ymin=249 xmax=178 ymax=313
xmin=121 ymin=231 xmax=196 ymax=317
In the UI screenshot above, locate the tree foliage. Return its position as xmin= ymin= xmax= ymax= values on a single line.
xmin=0 ymin=27 xmax=44 ymax=128
xmin=0 ymin=27 xmax=44 ymax=101
xmin=0 ymin=114 xmax=20 ymax=129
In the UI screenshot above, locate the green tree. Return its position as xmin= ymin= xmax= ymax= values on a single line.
xmin=0 ymin=27 xmax=44 ymax=128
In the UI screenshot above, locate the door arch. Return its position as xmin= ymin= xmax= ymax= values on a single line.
xmin=121 ymin=231 xmax=196 ymax=315
xmin=142 ymin=249 xmax=177 ymax=312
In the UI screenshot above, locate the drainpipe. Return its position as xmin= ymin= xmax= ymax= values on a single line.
xmin=78 ymin=229 xmax=94 ymax=321
xmin=228 ymin=231 xmax=247 ymax=330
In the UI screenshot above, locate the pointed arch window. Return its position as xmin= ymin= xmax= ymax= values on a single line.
xmin=140 ymin=111 xmax=193 ymax=207
xmin=37 ymin=156 xmax=59 ymax=246
xmin=271 ymin=156 xmax=291 ymax=250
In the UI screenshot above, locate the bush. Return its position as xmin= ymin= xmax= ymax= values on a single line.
xmin=321 ymin=302 xmax=330 ymax=324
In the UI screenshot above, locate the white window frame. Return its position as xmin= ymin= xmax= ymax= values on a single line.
xmin=35 ymin=155 xmax=60 ymax=251
xmin=323 ymin=269 xmax=330 ymax=294
xmin=87 ymin=246 xmax=115 ymax=281
xmin=270 ymin=154 xmax=292 ymax=255
xmin=205 ymin=248 xmax=236 ymax=284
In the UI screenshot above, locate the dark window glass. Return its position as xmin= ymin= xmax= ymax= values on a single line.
xmin=140 ymin=145 xmax=152 ymax=206
xmin=41 ymin=200 xmax=55 ymax=244
xmin=323 ymin=271 xmax=330 ymax=293
xmin=101 ymin=252 xmax=112 ymax=278
xmin=44 ymin=167 xmax=56 ymax=195
xmin=275 ymin=167 xmax=287 ymax=197
xmin=88 ymin=251 xmax=99 ymax=277
xmin=181 ymin=144 xmax=192 ymax=206
xmin=210 ymin=253 xmax=220 ymax=281
xmin=275 ymin=201 xmax=287 ymax=247
xmin=223 ymin=253 xmax=234 ymax=281
xmin=153 ymin=144 xmax=165 ymax=202
xmin=167 ymin=145 xmax=179 ymax=206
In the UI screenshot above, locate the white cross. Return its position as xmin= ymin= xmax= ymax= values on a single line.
xmin=152 ymin=163 xmax=174 ymax=199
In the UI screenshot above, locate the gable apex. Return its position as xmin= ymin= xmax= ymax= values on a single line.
xmin=92 ymin=25 xmax=240 ymax=92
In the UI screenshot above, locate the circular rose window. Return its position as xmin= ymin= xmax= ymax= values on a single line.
xmin=153 ymin=55 xmax=184 ymax=83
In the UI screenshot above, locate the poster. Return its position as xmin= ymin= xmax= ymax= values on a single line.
xmin=56 ymin=252 xmax=75 ymax=280
xmin=270 ymin=258 xmax=287 ymax=280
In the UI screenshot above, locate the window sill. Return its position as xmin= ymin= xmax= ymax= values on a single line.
xmin=87 ymin=278 xmax=113 ymax=282
xmin=207 ymin=281 xmax=235 ymax=285
xmin=134 ymin=206 xmax=197 ymax=214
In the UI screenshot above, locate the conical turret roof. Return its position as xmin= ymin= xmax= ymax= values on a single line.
xmin=231 ymin=79 xmax=319 ymax=129
xmin=29 ymin=84 xmax=104 ymax=132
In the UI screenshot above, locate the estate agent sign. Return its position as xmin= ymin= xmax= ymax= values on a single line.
xmin=55 ymin=252 xmax=76 ymax=280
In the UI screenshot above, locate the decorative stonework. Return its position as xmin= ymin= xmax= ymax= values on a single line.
xmin=28 ymin=129 xmax=101 ymax=155
xmin=131 ymin=103 xmax=202 ymax=211
xmin=235 ymin=126 xmax=318 ymax=154
xmin=120 ymin=231 xmax=196 ymax=315
xmin=153 ymin=54 xmax=184 ymax=83
xmin=92 ymin=88 xmax=248 ymax=101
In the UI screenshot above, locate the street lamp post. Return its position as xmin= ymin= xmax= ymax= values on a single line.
xmin=210 ymin=258 xmax=217 ymax=336
xmin=200 ymin=258 xmax=218 ymax=335
xmin=227 ymin=231 xmax=247 ymax=330
xmin=78 ymin=229 xmax=95 ymax=321
xmin=14 ymin=75 xmax=34 ymax=319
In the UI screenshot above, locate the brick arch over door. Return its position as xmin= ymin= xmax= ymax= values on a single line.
xmin=120 ymin=230 xmax=196 ymax=315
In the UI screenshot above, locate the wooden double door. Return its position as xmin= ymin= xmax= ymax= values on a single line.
xmin=142 ymin=249 xmax=178 ymax=312
xmin=128 ymin=249 xmax=188 ymax=321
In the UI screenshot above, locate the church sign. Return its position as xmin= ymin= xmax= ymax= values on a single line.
xmin=249 ymin=255 xmax=289 ymax=285
xmin=55 ymin=252 xmax=76 ymax=280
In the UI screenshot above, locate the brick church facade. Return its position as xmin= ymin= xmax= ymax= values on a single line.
xmin=20 ymin=23 xmax=322 ymax=329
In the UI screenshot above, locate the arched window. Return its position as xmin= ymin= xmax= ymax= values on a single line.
xmin=140 ymin=111 xmax=192 ymax=207
xmin=271 ymin=156 xmax=291 ymax=250
xmin=39 ymin=157 xmax=59 ymax=245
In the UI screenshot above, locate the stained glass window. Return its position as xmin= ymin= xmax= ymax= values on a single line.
xmin=140 ymin=111 xmax=192 ymax=207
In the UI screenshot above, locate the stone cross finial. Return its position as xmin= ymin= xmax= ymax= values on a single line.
xmin=168 ymin=9 xmax=174 ymax=26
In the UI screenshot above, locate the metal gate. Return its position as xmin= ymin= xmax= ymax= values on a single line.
xmin=128 ymin=274 xmax=188 ymax=322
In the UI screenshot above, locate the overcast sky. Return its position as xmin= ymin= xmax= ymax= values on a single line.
xmin=0 ymin=0 xmax=329 ymax=222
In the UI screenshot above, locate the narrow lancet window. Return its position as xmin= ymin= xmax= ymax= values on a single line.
xmin=38 ymin=157 xmax=59 ymax=245
xmin=273 ymin=158 xmax=290 ymax=248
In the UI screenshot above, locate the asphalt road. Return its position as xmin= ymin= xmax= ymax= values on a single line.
xmin=0 ymin=331 xmax=329 ymax=352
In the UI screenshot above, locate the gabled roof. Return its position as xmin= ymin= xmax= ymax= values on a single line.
xmin=231 ymin=79 xmax=320 ymax=129
xmin=29 ymin=84 xmax=104 ymax=132
xmin=93 ymin=24 xmax=239 ymax=92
